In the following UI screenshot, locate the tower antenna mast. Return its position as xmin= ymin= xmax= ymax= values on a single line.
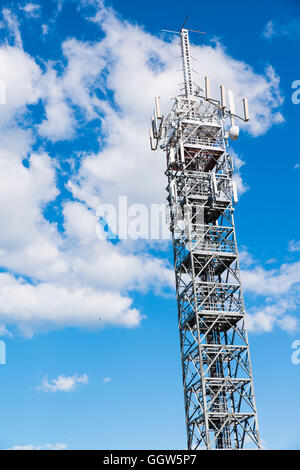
xmin=150 ymin=27 xmax=259 ymax=450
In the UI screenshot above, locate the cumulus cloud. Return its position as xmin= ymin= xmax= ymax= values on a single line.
xmin=1 ymin=8 xmax=23 ymax=49
xmin=239 ymin=248 xmax=256 ymax=267
xmin=0 ymin=324 xmax=12 ymax=337
xmin=37 ymin=373 xmax=89 ymax=392
xmin=20 ymin=4 xmax=41 ymax=19
xmin=288 ymin=239 xmax=300 ymax=253
xmin=0 ymin=2 xmax=286 ymax=336
xmin=0 ymin=17 xmax=173 ymax=334
xmin=241 ymin=255 xmax=300 ymax=333
xmin=0 ymin=43 xmax=41 ymax=125
xmin=262 ymin=19 xmax=300 ymax=40
xmin=38 ymin=38 xmax=105 ymax=141
xmin=190 ymin=46 xmax=283 ymax=137
xmin=242 ymin=261 xmax=300 ymax=296
xmin=63 ymin=3 xmax=284 ymax=233
xmin=247 ymin=304 xmax=299 ymax=334
xmin=0 ymin=142 xmax=172 ymax=334
xmin=231 ymin=150 xmax=249 ymax=197
xmin=0 ymin=273 xmax=142 ymax=336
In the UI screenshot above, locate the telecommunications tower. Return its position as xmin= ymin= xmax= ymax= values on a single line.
xmin=149 ymin=28 xmax=260 ymax=450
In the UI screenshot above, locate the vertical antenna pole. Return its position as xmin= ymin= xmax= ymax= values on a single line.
xmin=180 ymin=29 xmax=194 ymax=97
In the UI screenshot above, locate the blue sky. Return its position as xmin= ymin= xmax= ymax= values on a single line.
xmin=0 ymin=0 xmax=299 ymax=450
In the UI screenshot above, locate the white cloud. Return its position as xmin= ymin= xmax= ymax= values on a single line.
xmin=0 ymin=40 xmax=173 ymax=334
xmin=20 ymin=3 xmax=41 ymax=18
xmin=241 ymin=256 xmax=300 ymax=333
xmin=262 ymin=19 xmax=300 ymax=40
xmin=239 ymin=248 xmax=255 ymax=267
xmin=103 ymin=377 xmax=111 ymax=383
xmin=61 ymin=38 xmax=105 ymax=119
xmin=0 ymin=324 xmax=12 ymax=337
xmin=278 ymin=315 xmax=298 ymax=332
xmin=64 ymin=5 xmax=283 ymax=222
xmin=1 ymin=9 xmax=23 ymax=49
xmin=38 ymin=373 xmax=89 ymax=392
xmin=41 ymin=24 xmax=48 ymax=35
xmin=0 ymin=151 xmax=61 ymax=279
xmin=262 ymin=20 xmax=276 ymax=40
xmin=246 ymin=299 xmax=299 ymax=334
xmin=190 ymin=46 xmax=283 ymax=137
xmin=0 ymin=3 xmax=286 ymax=337
xmin=38 ymin=67 xmax=75 ymax=141
xmin=265 ymin=258 xmax=277 ymax=265
xmin=242 ymin=261 xmax=300 ymax=296
xmin=231 ymin=150 xmax=249 ymax=196
xmin=38 ymin=38 xmax=105 ymax=141
xmin=288 ymin=239 xmax=300 ymax=253
xmin=8 ymin=443 xmax=67 ymax=450
xmin=294 ymin=163 xmax=300 ymax=169
xmin=0 ymin=134 xmax=173 ymax=334
xmin=0 ymin=44 xmax=41 ymax=125
xmin=0 ymin=273 xmax=142 ymax=335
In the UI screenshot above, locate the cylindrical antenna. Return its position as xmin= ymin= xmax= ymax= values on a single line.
xmin=155 ymin=96 xmax=162 ymax=119
xmin=220 ymin=85 xmax=226 ymax=109
xmin=205 ymin=76 xmax=210 ymax=101
xmin=243 ymin=98 xmax=250 ymax=121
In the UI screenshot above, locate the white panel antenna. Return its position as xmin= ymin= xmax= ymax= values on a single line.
xmin=220 ymin=85 xmax=226 ymax=110
xmin=232 ymin=181 xmax=238 ymax=203
xmin=169 ymin=147 xmax=175 ymax=163
xmin=205 ymin=76 xmax=210 ymax=101
xmin=149 ymin=127 xmax=158 ymax=151
xmin=155 ymin=96 xmax=162 ymax=119
xmin=180 ymin=141 xmax=185 ymax=163
xmin=243 ymin=98 xmax=250 ymax=121
xmin=212 ymin=173 xmax=218 ymax=195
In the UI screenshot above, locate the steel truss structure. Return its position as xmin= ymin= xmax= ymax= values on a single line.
xmin=150 ymin=28 xmax=260 ymax=450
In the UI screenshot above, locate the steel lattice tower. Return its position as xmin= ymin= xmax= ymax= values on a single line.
xmin=150 ymin=28 xmax=260 ymax=450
